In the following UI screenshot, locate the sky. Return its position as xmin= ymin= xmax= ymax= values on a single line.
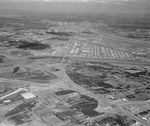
xmin=0 ymin=0 xmax=149 ymax=2
xmin=0 ymin=0 xmax=149 ymax=15
xmin=0 ymin=0 xmax=150 ymax=3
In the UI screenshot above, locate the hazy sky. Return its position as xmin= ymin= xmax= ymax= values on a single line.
xmin=0 ymin=0 xmax=149 ymax=2
xmin=0 ymin=0 xmax=150 ymax=3
xmin=0 ymin=0 xmax=149 ymax=15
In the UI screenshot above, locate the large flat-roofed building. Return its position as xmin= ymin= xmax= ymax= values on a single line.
xmin=21 ymin=92 xmax=37 ymax=103
xmin=22 ymin=92 xmax=36 ymax=99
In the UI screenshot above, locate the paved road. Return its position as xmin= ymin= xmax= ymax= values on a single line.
xmin=104 ymin=34 xmax=150 ymax=45
xmin=69 ymin=57 xmax=150 ymax=65
xmin=29 ymin=54 xmax=150 ymax=65
xmin=0 ymin=77 xmax=51 ymax=87
xmin=0 ymin=62 xmax=149 ymax=126
xmin=61 ymin=39 xmax=75 ymax=63
xmin=58 ymin=63 xmax=150 ymax=126
xmin=112 ymin=100 xmax=150 ymax=106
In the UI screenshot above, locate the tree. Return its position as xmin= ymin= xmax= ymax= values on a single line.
xmin=13 ymin=67 xmax=20 ymax=74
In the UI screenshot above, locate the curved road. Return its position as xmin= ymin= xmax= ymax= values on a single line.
xmin=0 ymin=62 xmax=149 ymax=126
xmin=58 ymin=63 xmax=150 ymax=126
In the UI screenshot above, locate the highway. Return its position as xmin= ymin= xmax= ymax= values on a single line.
xmin=28 ymin=54 xmax=150 ymax=65
xmin=104 ymin=34 xmax=150 ymax=45
xmin=61 ymin=39 xmax=75 ymax=63
xmin=112 ymin=100 xmax=150 ymax=106
xmin=0 ymin=62 xmax=149 ymax=126
xmin=69 ymin=56 xmax=150 ymax=65
xmin=0 ymin=77 xmax=51 ymax=87
xmin=57 ymin=63 xmax=150 ymax=126
xmin=0 ymin=57 xmax=149 ymax=126
xmin=57 ymin=35 xmax=150 ymax=125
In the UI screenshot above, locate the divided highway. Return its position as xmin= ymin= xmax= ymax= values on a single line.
xmin=58 ymin=63 xmax=150 ymax=126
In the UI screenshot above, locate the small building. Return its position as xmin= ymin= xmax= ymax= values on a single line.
xmin=3 ymin=99 xmax=11 ymax=105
